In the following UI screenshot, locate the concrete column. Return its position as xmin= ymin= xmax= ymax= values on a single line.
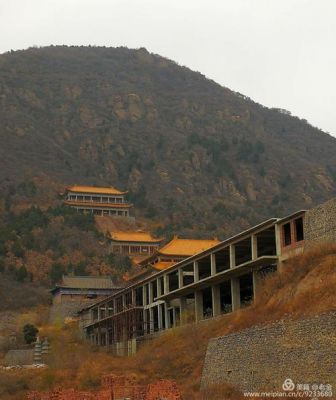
xmin=106 ymin=329 xmax=109 ymax=348
xmin=164 ymin=303 xmax=170 ymax=329
xmin=122 ymin=294 xmax=126 ymax=309
xmin=131 ymin=289 xmax=136 ymax=306
xmin=179 ymin=296 xmax=188 ymax=324
xmin=252 ymin=270 xmax=262 ymax=302
xmin=158 ymin=303 xmax=163 ymax=330
xmin=97 ymin=307 xmax=101 ymax=320
xmin=211 ymin=253 xmax=216 ymax=275
xmin=111 ymin=323 xmax=116 ymax=344
xmin=157 ymin=278 xmax=161 ymax=297
xmin=194 ymin=261 xmax=199 ymax=282
xmin=171 ymin=308 xmax=175 ymax=327
xmin=142 ymin=285 xmax=147 ymax=306
xmin=148 ymin=283 xmax=153 ymax=305
xmin=194 ymin=290 xmax=203 ymax=322
xmin=212 ymin=285 xmax=221 ymax=317
xmin=143 ymin=309 xmax=148 ymax=335
xmin=121 ymin=325 xmax=127 ymax=342
xmin=163 ymin=274 xmax=169 ymax=294
xmin=97 ymin=325 xmax=101 ymax=346
xmin=251 ymin=234 xmax=258 ymax=260
xmin=275 ymin=223 xmax=282 ymax=255
xmin=230 ymin=245 xmax=236 ymax=268
xmin=149 ymin=308 xmax=154 ymax=333
xmin=231 ymin=278 xmax=241 ymax=311
xmin=275 ymin=223 xmax=284 ymax=271
xmin=178 ymin=268 xmax=183 ymax=288
xmin=113 ymin=298 xmax=116 ymax=315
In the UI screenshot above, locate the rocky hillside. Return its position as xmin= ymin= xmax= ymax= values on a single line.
xmin=1 ymin=46 xmax=336 ymax=237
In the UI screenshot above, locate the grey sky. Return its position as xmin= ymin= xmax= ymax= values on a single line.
xmin=1 ymin=0 xmax=335 ymax=135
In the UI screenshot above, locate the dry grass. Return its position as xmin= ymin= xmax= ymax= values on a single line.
xmin=1 ymin=244 xmax=335 ymax=399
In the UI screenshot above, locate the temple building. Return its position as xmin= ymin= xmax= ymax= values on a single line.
xmin=109 ymin=231 xmax=163 ymax=256
xmin=64 ymin=185 xmax=132 ymax=217
xmin=50 ymin=275 xmax=121 ymax=304
xmin=49 ymin=275 xmax=122 ymax=323
xmin=139 ymin=236 xmax=221 ymax=271
xmin=122 ymin=236 xmax=221 ymax=284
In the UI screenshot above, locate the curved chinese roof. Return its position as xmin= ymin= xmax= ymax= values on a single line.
xmin=158 ymin=236 xmax=220 ymax=257
xmin=110 ymin=231 xmax=163 ymax=243
xmin=66 ymin=185 xmax=128 ymax=195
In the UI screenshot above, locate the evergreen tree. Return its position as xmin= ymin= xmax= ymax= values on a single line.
xmin=23 ymin=324 xmax=38 ymax=344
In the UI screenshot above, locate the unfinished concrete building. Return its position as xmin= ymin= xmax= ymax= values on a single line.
xmin=78 ymin=198 xmax=336 ymax=355
xmin=50 ymin=275 xmax=121 ymax=323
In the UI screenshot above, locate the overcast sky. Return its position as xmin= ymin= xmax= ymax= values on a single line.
xmin=1 ymin=0 xmax=335 ymax=136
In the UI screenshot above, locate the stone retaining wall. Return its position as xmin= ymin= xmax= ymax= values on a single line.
xmin=304 ymin=198 xmax=336 ymax=245
xmin=49 ymin=300 xmax=94 ymax=323
xmin=4 ymin=349 xmax=34 ymax=366
xmin=201 ymin=312 xmax=336 ymax=393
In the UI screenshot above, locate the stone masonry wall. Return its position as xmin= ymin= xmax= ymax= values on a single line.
xmin=49 ymin=299 xmax=94 ymax=324
xmin=4 ymin=349 xmax=34 ymax=366
xmin=201 ymin=312 xmax=336 ymax=393
xmin=304 ymin=197 xmax=336 ymax=245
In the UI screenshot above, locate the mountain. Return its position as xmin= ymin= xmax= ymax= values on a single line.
xmin=1 ymin=45 xmax=336 ymax=237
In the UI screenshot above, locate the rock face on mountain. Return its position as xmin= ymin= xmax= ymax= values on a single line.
xmin=1 ymin=46 xmax=336 ymax=237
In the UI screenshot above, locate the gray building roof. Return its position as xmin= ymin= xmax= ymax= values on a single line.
xmin=50 ymin=275 xmax=124 ymax=294
xmin=61 ymin=275 xmax=117 ymax=289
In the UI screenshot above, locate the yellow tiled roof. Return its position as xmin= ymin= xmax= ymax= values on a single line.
xmin=153 ymin=261 xmax=176 ymax=271
xmin=66 ymin=185 xmax=127 ymax=195
xmin=158 ymin=236 xmax=220 ymax=256
xmin=110 ymin=231 xmax=163 ymax=243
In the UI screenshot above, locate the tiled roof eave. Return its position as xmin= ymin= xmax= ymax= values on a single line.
xmin=66 ymin=186 xmax=128 ymax=195
xmin=158 ymin=251 xmax=191 ymax=257
xmin=64 ymin=200 xmax=133 ymax=209
xmin=111 ymin=239 xmax=162 ymax=244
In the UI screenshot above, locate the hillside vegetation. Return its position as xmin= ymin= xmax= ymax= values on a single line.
xmin=1 ymin=46 xmax=336 ymax=237
xmin=0 ymin=189 xmax=132 ymax=286
xmin=1 ymin=245 xmax=335 ymax=399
